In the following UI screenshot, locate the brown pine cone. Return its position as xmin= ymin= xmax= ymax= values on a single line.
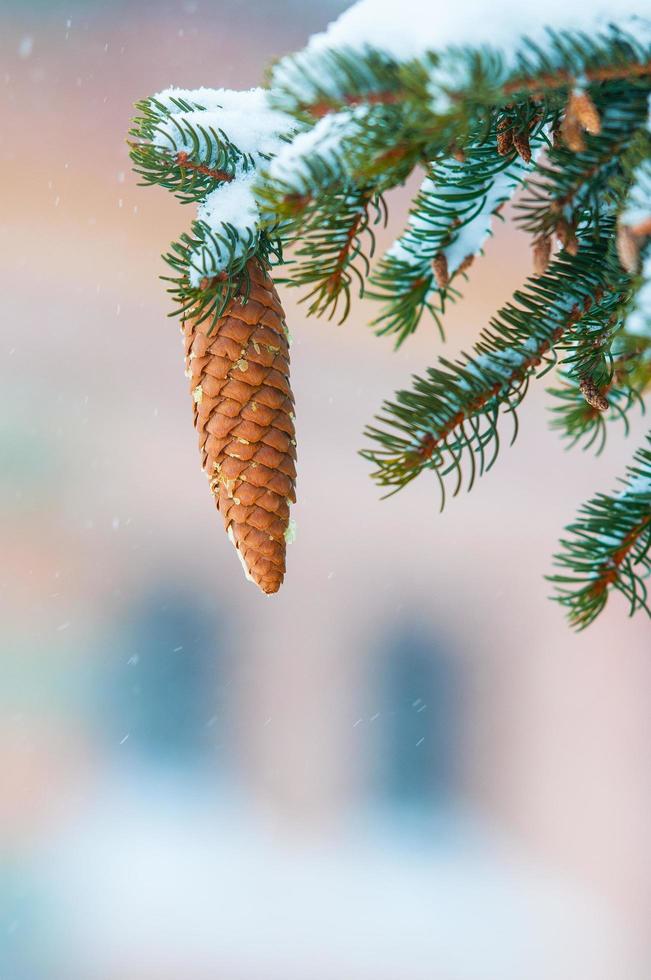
xmin=512 ymin=128 xmax=531 ymax=164
xmin=496 ymin=117 xmax=513 ymax=157
xmin=579 ymin=378 xmax=609 ymax=413
xmin=184 ymin=259 xmax=297 ymax=594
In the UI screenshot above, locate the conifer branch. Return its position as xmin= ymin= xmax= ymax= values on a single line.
xmin=130 ymin=7 xmax=651 ymax=623
xmin=370 ymin=114 xmax=544 ymax=345
xmin=281 ymin=188 xmax=383 ymax=321
xmin=363 ymin=229 xmax=626 ymax=500
xmin=176 ymin=151 xmax=234 ymax=184
xmin=551 ymin=435 xmax=651 ymax=628
xmin=276 ymin=32 xmax=651 ymax=119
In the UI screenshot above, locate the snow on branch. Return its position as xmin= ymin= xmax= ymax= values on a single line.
xmin=131 ymin=0 xmax=651 ymax=625
xmin=270 ymin=0 xmax=650 ymax=111
xmin=551 ymin=435 xmax=651 ymax=629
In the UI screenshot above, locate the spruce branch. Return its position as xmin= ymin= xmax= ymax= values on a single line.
xmin=295 ymin=60 xmax=651 ymax=120
xmin=163 ymin=228 xmax=282 ymax=334
xmin=548 ymin=378 xmax=644 ymax=454
xmin=363 ymin=233 xmax=616 ymax=500
xmin=370 ymin=114 xmax=546 ymax=345
xmin=130 ymin=6 xmax=651 ymax=623
xmin=129 ymin=96 xmax=254 ymax=203
xmin=550 ymin=434 xmax=651 ymax=629
xmin=279 ymin=187 xmax=384 ymax=322
xmin=266 ymin=23 xmax=650 ymax=128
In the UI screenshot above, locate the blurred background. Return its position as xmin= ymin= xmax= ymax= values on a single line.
xmin=1 ymin=2 xmax=651 ymax=977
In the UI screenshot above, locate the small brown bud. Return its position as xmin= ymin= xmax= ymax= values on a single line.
xmin=561 ymin=90 xmax=601 ymax=153
xmin=556 ymin=220 xmax=578 ymax=255
xmin=617 ymin=224 xmax=640 ymax=274
xmin=569 ymin=90 xmax=601 ymax=136
xmin=579 ymin=378 xmax=609 ymax=412
xmin=565 ymin=233 xmax=579 ymax=257
xmin=532 ymin=236 xmax=552 ymax=275
xmin=512 ymin=129 xmax=531 ymax=163
xmin=450 ymin=143 xmax=466 ymax=162
xmin=432 ymin=252 xmax=449 ymax=289
xmin=496 ymin=118 xmax=514 ymax=157
xmin=456 ymin=254 xmax=475 ymax=276
xmin=561 ymin=112 xmax=586 ymax=152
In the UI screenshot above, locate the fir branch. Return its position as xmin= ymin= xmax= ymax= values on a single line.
xmin=550 ymin=434 xmax=651 ymax=629
xmin=548 ymin=379 xmax=644 ymax=454
xmin=129 ymin=96 xmax=258 ymax=203
xmin=299 ymin=61 xmax=651 ymax=118
xmin=370 ymin=113 xmax=544 ymax=345
xmin=516 ymin=82 xmax=649 ymax=245
xmin=162 ymin=227 xmax=282 ymax=334
xmin=272 ymin=27 xmax=650 ymax=120
xmin=362 ymin=231 xmax=618 ymax=500
xmin=281 ymin=188 xmax=384 ymax=321
xmin=176 ymin=152 xmax=234 ymax=183
xmin=130 ymin=10 xmax=651 ymax=626
xmin=505 ymin=58 xmax=651 ymax=100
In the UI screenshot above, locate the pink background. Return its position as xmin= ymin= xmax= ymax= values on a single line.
xmin=1 ymin=3 xmax=650 ymax=977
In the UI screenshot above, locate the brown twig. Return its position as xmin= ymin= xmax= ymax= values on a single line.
xmin=409 ymin=305 xmax=587 ymax=466
xmin=302 ymin=61 xmax=651 ymax=118
xmin=324 ymin=199 xmax=370 ymax=296
xmin=176 ymin=151 xmax=233 ymax=183
xmin=587 ymin=515 xmax=651 ymax=598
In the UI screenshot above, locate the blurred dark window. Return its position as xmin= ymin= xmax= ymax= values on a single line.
xmin=373 ymin=619 xmax=461 ymax=809
xmin=104 ymin=586 xmax=230 ymax=768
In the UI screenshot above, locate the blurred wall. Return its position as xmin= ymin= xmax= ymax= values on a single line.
xmin=1 ymin=3 xmax=650 ymax=978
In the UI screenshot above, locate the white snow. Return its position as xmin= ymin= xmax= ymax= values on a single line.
xmin=284 ymin=517 xmax=297 ymax=545
xmin=153 ymin=87 xmax=291 ymax=160
xmin=187 ymin=170 xmax=260 ymax=286
xmin=150 ymin=87 xmax=295 ymax=284
xmin=196 ymin=170 xmax=259 ymax=236
xmin=626 ymin=255 xmax=651 ymax=336
xmin=622 ymin=470 xmax=651 ymax=496
xmin=443 ymin=167 xmax=518 ymax=274
xmin=271 ymin=0 xmax=651 ymax=117
xmin=227 ymin=524 xmax=255 ymax=584
xmin=149 ymin=7 xmax=651 ymax=301
xmin=386 ymin=152 xmax=532 ymax=279
xmin=267 ymin=107 xmax=368 ymax=188
xmin=293 ymin=0 xmax=651 ymax=66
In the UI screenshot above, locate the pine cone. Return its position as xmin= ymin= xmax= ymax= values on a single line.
xmin=184 ymin=259 xmax=297 ymax=594
xmin=512 ymin=129 xmax=531 ymax=164
xmin=579 ymin=378 xmax=609 ymax=412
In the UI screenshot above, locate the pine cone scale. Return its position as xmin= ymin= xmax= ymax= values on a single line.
xmin=185 ymin=259 xmax=296 ymax=594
